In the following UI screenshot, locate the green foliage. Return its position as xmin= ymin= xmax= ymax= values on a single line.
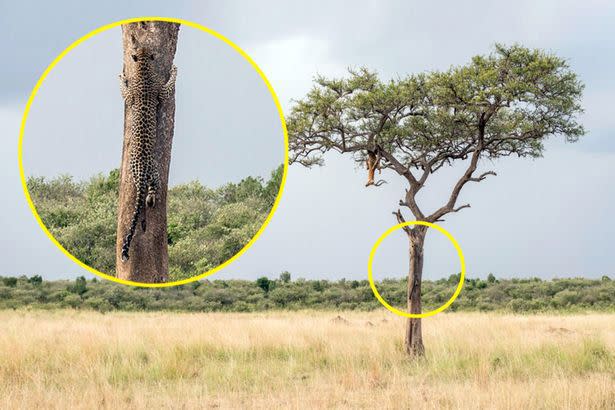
xmin=27 ymin=165 xmax=283 ymax=282
xmin=28 ymin=275 xmax=43 ymax=285
xmin=27 ymin=174 xmax=117 ymax=272
xmin=68 ymin=276 xmax=88 ymax=296
xmin=0 ymin=275 xmax=612 ymax=313
xmin=256 ymin=276 xmax=271 ymax=293
xmin=288 ymin=44 xmax=584 ymax=168
xmin=279 ymin=271 xmax=291 ymax=283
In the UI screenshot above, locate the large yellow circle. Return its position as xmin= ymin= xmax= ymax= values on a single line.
xmin=367 ymin=221 xmax=465 ymax=318
xmin=18 ymin=16 xmax=288 ymax=288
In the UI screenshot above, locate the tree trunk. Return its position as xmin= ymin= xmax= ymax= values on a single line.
xmin=115 ymin=21 xmax=180 ymax=283
xmin=405 ymin=228 xmax=426 ymax=356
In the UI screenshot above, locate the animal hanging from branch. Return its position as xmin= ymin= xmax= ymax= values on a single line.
xmin=365 ymin=149 xmax=387 ymax=187
xmin=119 ymin=47 xmax=177 ymax=262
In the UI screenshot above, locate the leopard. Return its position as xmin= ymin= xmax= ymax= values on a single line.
xmin=119 ymin=47 xmax=177 ymax=262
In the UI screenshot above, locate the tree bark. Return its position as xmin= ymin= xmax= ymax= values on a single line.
xmin=405 ymin=228 xmax=426 ymax=356
xmin=115 ymin=21 xmax=180 ymax=283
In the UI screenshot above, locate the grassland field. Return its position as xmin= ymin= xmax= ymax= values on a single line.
xmin=0 ymin=310 xmax=613 ymax=409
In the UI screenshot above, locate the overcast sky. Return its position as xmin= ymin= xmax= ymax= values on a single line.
xmin=1 ymin=0 xmax=614 ymax=282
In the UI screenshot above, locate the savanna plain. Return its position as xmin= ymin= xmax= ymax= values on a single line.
xmin=0 ymin=310 xmax=613 ymax=409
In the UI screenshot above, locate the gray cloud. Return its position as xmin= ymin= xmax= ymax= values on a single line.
xmin=1 ymin=0 xmax=614 ymax=281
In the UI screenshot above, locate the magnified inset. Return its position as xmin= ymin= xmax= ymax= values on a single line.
xmin=19 ymin=18 xmax=288 ymax=286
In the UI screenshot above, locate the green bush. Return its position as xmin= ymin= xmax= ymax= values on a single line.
xmin=0 ymin=275 xmax=612 ymax=313
xmin=256 ymin=277 xmax=271 ymax=293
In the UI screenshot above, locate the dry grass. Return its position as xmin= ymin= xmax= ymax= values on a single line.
xmin=0 ymin=310 xmax=613 ymax=409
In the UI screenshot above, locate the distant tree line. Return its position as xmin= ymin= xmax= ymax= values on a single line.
xmin=0 ymin=273 xmax=612 ymax=313
xmin=27 ymin=166 xmax=283 ymax=282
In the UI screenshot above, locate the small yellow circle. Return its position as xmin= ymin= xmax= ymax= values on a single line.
xmin=18 ymin=16 xmax=288 ymax=288
xmin=367 ymin=220 xmax=465 ymax=318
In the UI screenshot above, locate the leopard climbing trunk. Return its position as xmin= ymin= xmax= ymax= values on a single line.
xmin=115 ymin=21 xmax=180 ymax=283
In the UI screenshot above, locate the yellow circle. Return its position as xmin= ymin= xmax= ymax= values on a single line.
xmin=367 ymin=221 xmax=465 ymax=318
xmin=18 ymin=16 xmax=288 ymax=288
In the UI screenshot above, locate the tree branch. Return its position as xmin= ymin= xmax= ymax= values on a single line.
xmin=425 ymin=126 xmax=489 ymax=222
xmin=469 ymin=171 xmax=497 ymax=182
xmin=379 ymin=150 xmax=420 ymax=186
xmin=452 ymin=203 xmax=471 ymax=212
xmin=393 ymin=209 xmax=412 ymax=235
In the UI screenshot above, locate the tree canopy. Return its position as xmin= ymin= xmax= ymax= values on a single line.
xmin=288 ymin=44 xmax=584 ymax=223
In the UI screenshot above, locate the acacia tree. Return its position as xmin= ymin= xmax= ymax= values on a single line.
xmin=288 ymin=45 xmax=584 ymax=356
